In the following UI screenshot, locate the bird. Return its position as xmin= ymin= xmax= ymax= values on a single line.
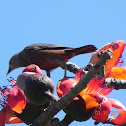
xmin=16 ymin=64 xmax=58 ymax=105
xmin=7 ymin=43 xmax=97 ymax=76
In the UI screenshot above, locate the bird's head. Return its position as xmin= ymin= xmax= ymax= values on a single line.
xmin=7 ymin=54 xmax=21 ymax=76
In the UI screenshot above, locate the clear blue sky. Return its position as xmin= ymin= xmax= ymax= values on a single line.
xmin=0 ymin=1 xmax=126 ymax=126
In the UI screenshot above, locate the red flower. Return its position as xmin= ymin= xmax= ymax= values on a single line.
xmin=57 ymin=79 xmax=77 ymax=98
xmin=109 ymin=66 xmax=126 ymax=80
xmin=0 ymin=64 xmax=44 ymax=126
xmin=89 ymin=93 xmax=126 ymax=125
xmin=90 ymin=40 xmax=125 ymax=75
xmin=57 ymin=69 xmax=113 ymax=121
xmin=6 ymin=85 xmax=26 ymax=114
xmin=0 ymin=84 xmax=26 ymax=126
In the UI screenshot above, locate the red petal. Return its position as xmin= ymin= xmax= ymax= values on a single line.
xmin=75 ymin=69 xmax=83 ymax=81
xmin=90 ymin=40 xmax=125 ymax=75
xmin=7 ymin=85 xmax=26 ymax=114
xmin=79 ymin=76 xmax=113 ymax=109
xmin=110 ymin=66 xmax=126 ymax=80
xmin=89 ymin=94 xmax=112 ymax=122
xmin=111 ymin=109 xmax=126 ymax=125
xmin=79 ymin=76 xmax=113 ymax=98
xmin=109 ymin=98 xmax=126 ymax=111
xmin=0 ymin=106 xmax=22 ymax=125
xmin=56 ymin=79 xmax=77 ymax=97
xmin=5 ymin=107 xmax=22 ymax=124
xmin=56 ymin=80 xmax=63 ymax=98
xmin=103 ymin=41 xmax=125 ymax=75
xmin=108 ymin=98 xmax=126 ymax=125
xmin=0 ymin=107 xmax=6 ymax=126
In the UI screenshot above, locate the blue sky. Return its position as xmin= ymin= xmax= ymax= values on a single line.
xmin=0 ymin=0 xmax=126 ymax=126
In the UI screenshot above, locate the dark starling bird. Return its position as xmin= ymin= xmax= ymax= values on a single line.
xmin=7 ymin=43 xmax=97 ymax=76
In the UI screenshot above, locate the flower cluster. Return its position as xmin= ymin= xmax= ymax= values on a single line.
xmin=57 ymin=40 xmax=126 ymax=125
xmin=1 ymin=40 xmax=126 ymax=126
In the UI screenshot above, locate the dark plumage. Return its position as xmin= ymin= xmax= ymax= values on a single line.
xmin=7 ymin=43 xmax=97 ymax=76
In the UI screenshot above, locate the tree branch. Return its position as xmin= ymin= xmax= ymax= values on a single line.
xmin=65 ymin=62 xmax=80 ymax=74
xmin=31 ymin=50 xmax=112 ymax=126
xmin=105 ymin=78 xmax=126 ymax=90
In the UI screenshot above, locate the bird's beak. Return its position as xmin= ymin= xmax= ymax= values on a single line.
xmin=6 ymin=68 xmax=11 ymax=76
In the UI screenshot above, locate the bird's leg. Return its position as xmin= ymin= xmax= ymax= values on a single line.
xmin=53 ymin=59 xmax=68 ymax=79
xmin=46 ymin=71 xmax=51 ymax=77
xmin=53 ymin=59 xmax=66 ymax=69
xmin=53 ymin=59 xmax=81 ymax=79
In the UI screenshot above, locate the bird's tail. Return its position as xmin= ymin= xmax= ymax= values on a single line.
xmin=66 ymin=45 xmax=97 ymax=56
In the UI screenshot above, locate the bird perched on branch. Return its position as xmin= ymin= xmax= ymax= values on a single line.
xmin=7 ymin=43 xmax=97 ymax=76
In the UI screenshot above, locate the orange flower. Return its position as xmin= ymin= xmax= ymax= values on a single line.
xmin=77 ymin=70 xmax=113 ymax=109
xmin=57 ymin=69 xmax=113 ymax=121
xmin=57 ymin=40 xmax=126 ymax=123
xmin=109 ymin=66 xmax=126 ymax=80
xmin=0 ymin=106 xmax=22 ymax=126
xmin=89 ymin=93 xmax=126 ymax=125
xmin=6 ymin=85 xmax=26 ymax=114
xmin=0 ymin=65 xmax=43 ymax=126
xmin=57 ymin=69 xmax=126 ymax=125
xmin=57 ymin=78 xmax=77 ymax=98
xmin=0 ymin=83 xmax=26 ymax=126
xmin=89 ymin=40 xmax=125 ymax=75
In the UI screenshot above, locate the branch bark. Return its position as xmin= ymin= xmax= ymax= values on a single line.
xmin=105 ymin=78 xmax=126 ymax=90
xmin=31 ymin=50 xmax=112 ymax=126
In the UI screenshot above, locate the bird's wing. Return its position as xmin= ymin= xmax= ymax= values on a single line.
xmin=24 ymin=43 xmax=72 ymax=51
